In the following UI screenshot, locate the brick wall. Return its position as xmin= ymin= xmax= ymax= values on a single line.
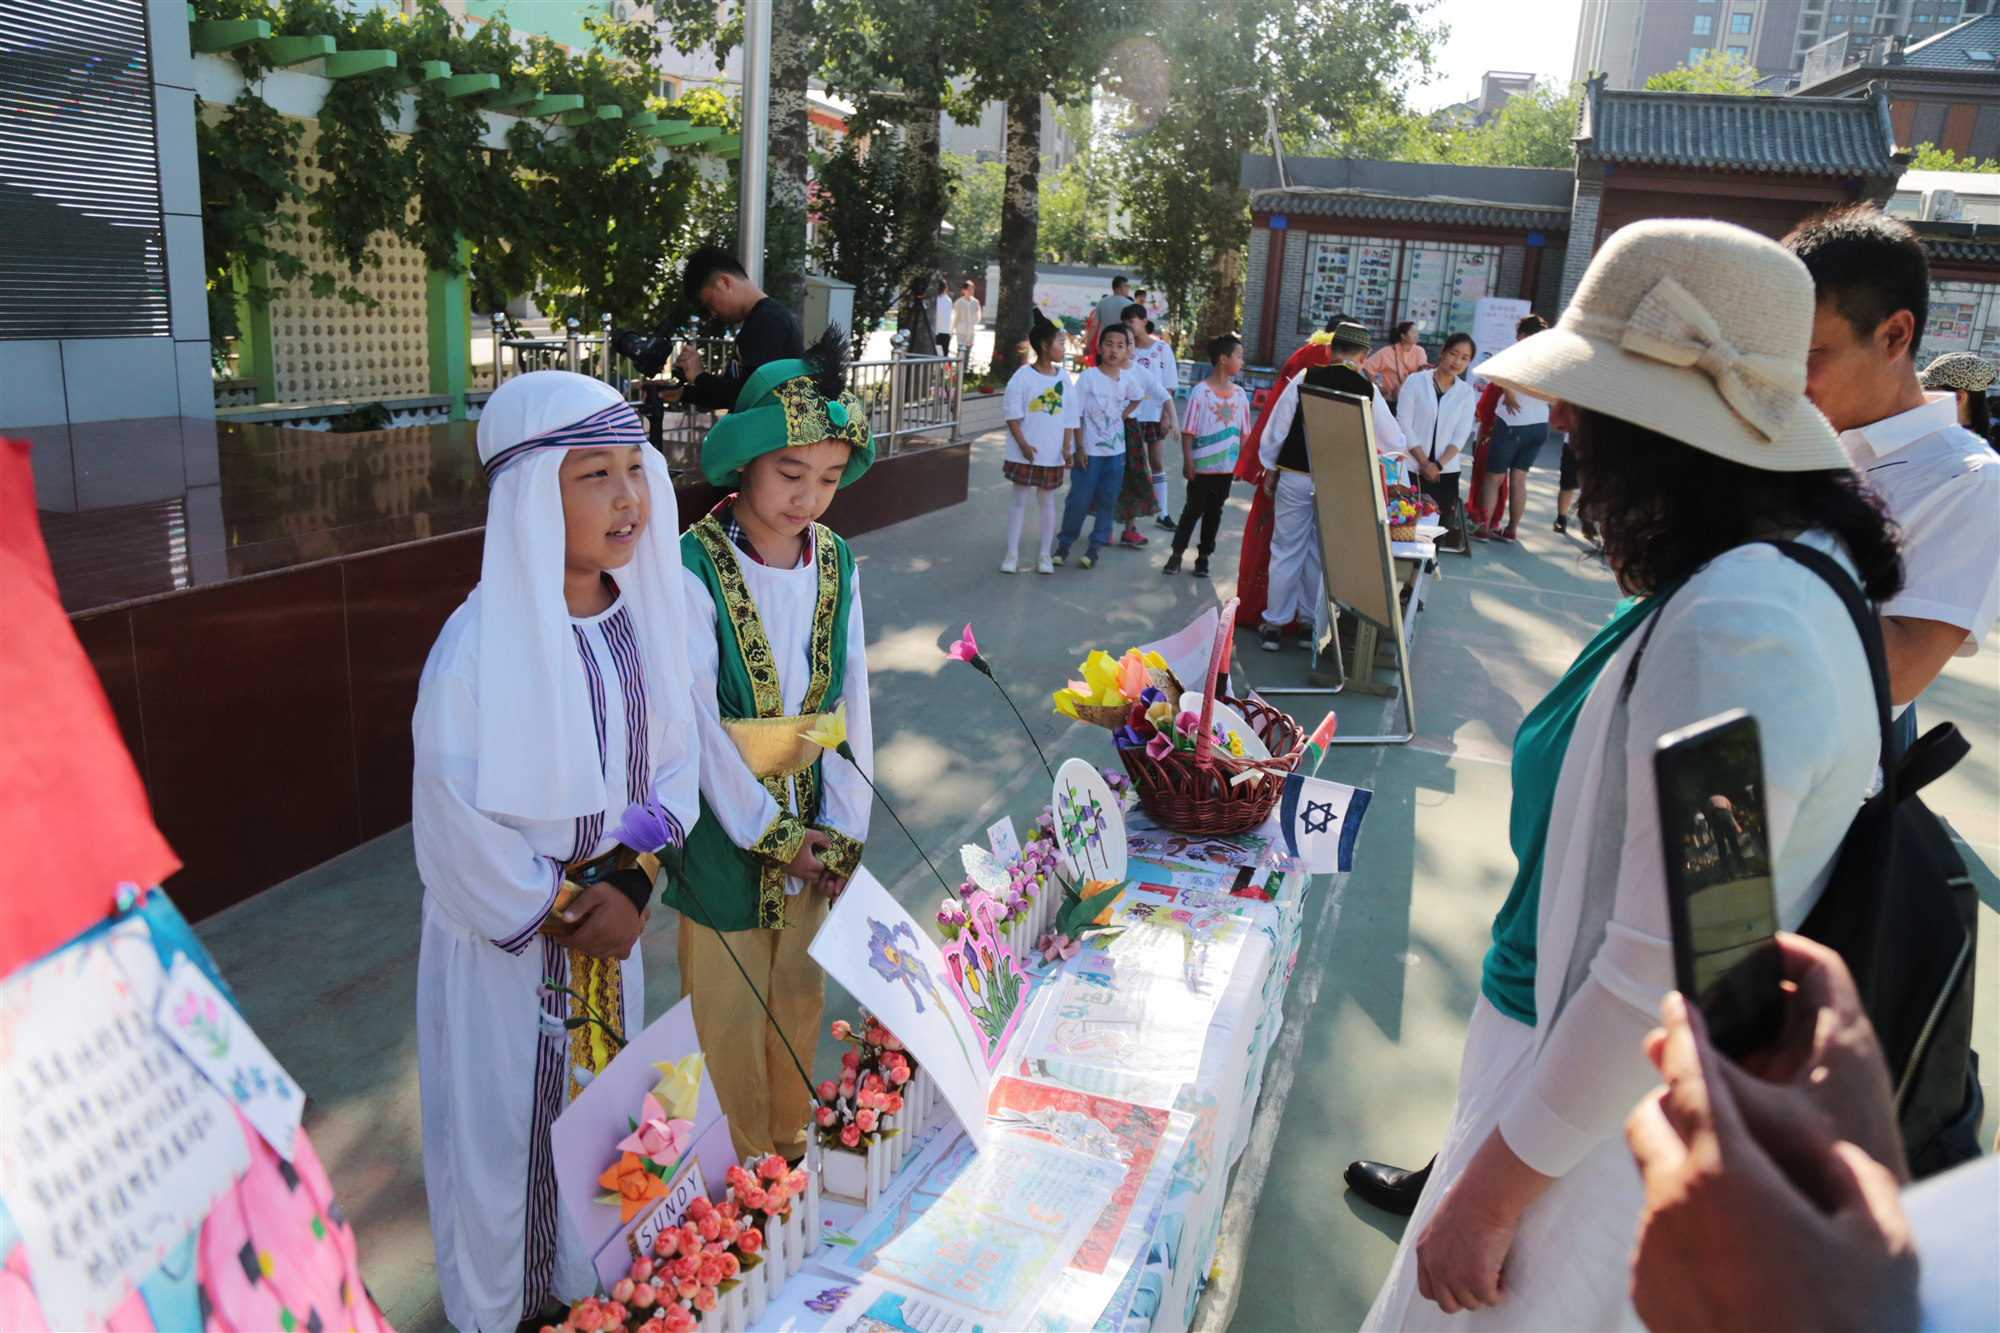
xmin=1244 ymin=227 xmax=1270 ymax=362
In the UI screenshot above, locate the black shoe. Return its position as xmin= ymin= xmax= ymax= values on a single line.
xmin=1260 ymin=626 xmax=1282 ymax=652
xmin=1163 ymin=552 xmax=1182 ymax=575
xmin=1552 ymin=514 xmax=1568 ymax=535
xmin=1192 ymin=557 xmax=1210 ymax=578
xmin=1342 ymin=1157 xmax=1434 ymax=1216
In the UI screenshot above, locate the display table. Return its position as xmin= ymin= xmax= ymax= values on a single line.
xmin=748 ymin=818 xmax=1316 ymax=1332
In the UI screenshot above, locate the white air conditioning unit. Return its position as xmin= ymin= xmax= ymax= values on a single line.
xmin=1928 ymin=189 xmax=1965 ymax=222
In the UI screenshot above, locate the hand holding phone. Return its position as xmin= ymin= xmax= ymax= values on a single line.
xmin=1655 ymin=709 xmax=1785 ymax=1062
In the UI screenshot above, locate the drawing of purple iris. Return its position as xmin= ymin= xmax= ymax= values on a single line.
xmin=866 ymin=918 xmax=934 ymax=1012
xmin=805 ymin=1287 xmax=854 ymax=1315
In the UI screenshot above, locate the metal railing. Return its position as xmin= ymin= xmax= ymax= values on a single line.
xmin=495 ymin=321 xmax=971 ymax=478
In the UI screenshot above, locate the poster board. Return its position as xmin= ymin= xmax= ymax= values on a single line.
xmin=1300 ymin=387 xmax=1398 ymax=634
xmin=1469 ymin=297 xmax=1533 ymax=381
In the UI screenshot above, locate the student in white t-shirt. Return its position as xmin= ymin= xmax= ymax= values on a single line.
xmin=1124 ymin=308 xmax=1182 ymax=537
xmin=952 ymin=280 xmax=980 ymax=357
xmin=1054 ymin=322 xmax=1145 ymax=569
xmin=1001 ymin=310 xmax=1078 ymax=575
xmin=1164 ymin=333 xmax=1247 ymax=579
xmin=932 ymin=279 xmax=954 ymax=357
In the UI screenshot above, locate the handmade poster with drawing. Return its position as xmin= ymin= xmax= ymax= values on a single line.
xmin=828 ymin=1127 xmax=1123 ymax=1326
xmin=0 ymin=927 xmax=252 ymax=1332
xmin=1051 ymin=759 xmax=1126 ymax=884
xmin=984 ymin=1078 xmax=1170 ymax=1275
xmin=1123 ymin=810 xmax=1272 ymax=872
xmin=1016 ymin=889 xmax=1248 ymax=1083
xmin=155 ymin=953 xmax=303 ymax=1159
xmin=943 ymin=895 xmax=1029 ymax=1069
xmin=810 ymin=869 xmax=994 ymax=1138
xmin=1127 ymin=857 xmax=1230 ymax=895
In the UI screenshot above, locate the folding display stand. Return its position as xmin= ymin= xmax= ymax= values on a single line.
xmin=1250 ymin=386 xmax=1420 ymax=745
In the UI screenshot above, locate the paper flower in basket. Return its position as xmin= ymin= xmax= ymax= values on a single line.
xmin=1144 ymin=733 xmax=1174 ymax=762
xmin=598 ymin=1151 xmax=671 ymax=1222
xmin=798 ymin=701 xmax=854 ymax=762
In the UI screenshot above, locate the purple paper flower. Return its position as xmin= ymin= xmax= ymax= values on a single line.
xmin=1112 ymin=724 xmax=1148 ymax=750
xmin=610 ymin=800 xmax=683 ymax=853
xmin=1138 ymin=685 xmax=1166 ymax=707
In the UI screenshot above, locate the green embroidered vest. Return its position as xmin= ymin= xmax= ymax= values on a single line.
xmin=667 ymin=515 xmax=854 ymax=932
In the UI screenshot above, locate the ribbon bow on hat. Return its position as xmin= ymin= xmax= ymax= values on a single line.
xmin=1619 ymin=276 xmax=1799 ymax=442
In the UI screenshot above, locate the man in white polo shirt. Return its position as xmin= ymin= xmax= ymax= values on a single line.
xmin=1786 ymin=207 xmax=2000 ymax=750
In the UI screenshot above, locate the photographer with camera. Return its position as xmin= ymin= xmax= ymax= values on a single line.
xmin=622 ymin=245 xmax=804 ymax=413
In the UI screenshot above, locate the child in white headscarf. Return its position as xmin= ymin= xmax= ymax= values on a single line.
xmin=411 ymin=371 xmax=700 ymax=1332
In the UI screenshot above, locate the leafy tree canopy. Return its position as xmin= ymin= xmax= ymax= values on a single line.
xmin=1643 ymin=50 xmax=1763 ymax=94
xmin=1909 ymin=143 xmax=2000 ymax=173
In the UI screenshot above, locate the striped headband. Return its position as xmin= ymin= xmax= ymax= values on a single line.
xmin=481 ymin=401 xmax=648 ymax=480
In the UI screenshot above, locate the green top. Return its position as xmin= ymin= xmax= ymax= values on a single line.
xmin=1480 ymin=589 xmax=1671 ymax=1025
xmin=662 ymin=516 xmax=859 ymax=932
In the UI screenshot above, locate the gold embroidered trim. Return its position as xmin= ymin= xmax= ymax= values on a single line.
xmin=801 ymin=523 xmax=840 ymax=715
xmin=565 ymin=949 xmax=624 ymax=1101
xmin=819 ymin=828 xmax=864 ymax=878
xmin=691 ymin=516 xmax=783 ymax=719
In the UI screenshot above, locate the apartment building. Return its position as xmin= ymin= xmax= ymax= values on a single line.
xmin=1574 ymin=0 xmax=1991 ymax=87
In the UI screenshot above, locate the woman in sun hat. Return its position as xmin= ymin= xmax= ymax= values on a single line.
xmin=1362 ymin=219 xmax=1901 ymax=1331
xmin=1919 ymin=350 xmax=1998 ymax=450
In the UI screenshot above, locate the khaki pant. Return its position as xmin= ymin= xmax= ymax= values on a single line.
xmin=677 ymin=888 xmax=828 ymax=1161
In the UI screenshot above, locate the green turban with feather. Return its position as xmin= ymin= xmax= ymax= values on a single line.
xmin=698 ymin=324 xmax=877 ymax=488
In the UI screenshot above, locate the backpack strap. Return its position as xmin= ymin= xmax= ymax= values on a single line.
xmin=1770 ymin=540 xmax=1899 ymax=802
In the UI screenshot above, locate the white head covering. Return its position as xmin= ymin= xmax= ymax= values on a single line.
xmin=472 ymin=370 xmax=696 ymax=821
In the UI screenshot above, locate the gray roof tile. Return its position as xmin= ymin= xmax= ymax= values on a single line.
xmin=1249 ymin=187 xmax=1572 ymax=231
xmin=1899 ymin=14 xmax=2000 ymax=70
xmin=1578 ymin=78 xmax=1901 ymax=176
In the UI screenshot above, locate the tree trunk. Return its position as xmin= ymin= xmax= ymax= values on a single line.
xmin=766 ymin=0 xmax=814 ymax=314
xmin=901 ymin=50 xmax=947 ymax=291
xmin=1199 ymin=185 xmax=1246 ymax=342
xmin=994 ymin=89 xmax=1041 ymax=376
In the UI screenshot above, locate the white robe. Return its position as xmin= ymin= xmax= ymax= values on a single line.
xmin=680 ymin=538 xmax=874 ymax=867
xmin=414 ymin=588 xmax=700 ymax=1332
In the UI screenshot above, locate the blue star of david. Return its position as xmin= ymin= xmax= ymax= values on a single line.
xmin=1302 ymin=800 xmax=1337 ymax=835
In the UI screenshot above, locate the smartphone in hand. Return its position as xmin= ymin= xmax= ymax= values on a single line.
xmin=1655 ymin=709 xmax=1785 ymax=1061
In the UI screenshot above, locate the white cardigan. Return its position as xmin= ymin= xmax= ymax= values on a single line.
xmin=1496 ymin=532 xmax=1880 ymax=1177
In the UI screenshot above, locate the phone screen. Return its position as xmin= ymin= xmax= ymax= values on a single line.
xmin=1654 ymin=709 xmax=1785 ymax=1061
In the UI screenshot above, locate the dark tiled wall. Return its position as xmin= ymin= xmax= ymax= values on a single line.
xmin=70 ymin=443 xmax=970 ymax=920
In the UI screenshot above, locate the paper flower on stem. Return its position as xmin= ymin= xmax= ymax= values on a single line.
xmin=1145 ymin=733 xmax=1174 ymax=762
xmin=598 ymin=1151 xmax=671 ymax=1222
xmin=1112 ymin=725 xmax=1149 ymax=750
xmin=799 ymin=701 xmax=855 ymax=764
xmin=610 ymin=800 xmax=684 ymax=854
xmin=947 ymin=623 xmax=1053 ymax=779
xmin=943 ymin=624 xmax=992 ymax=677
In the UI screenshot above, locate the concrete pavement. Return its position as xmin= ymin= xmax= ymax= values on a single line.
xmin=192 ymin=424 xmax=1999 ymax=1331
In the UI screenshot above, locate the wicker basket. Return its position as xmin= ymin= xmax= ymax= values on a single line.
xmin=1386 ymin=483 xmax=1418 ymax=541
xmin=1118 ymin=597 xmax=1307 ymax=836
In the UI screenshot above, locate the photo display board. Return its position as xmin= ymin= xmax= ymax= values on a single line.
xmin=1297 ymin=235 xmax=1502 ymax=343
xmin=1299 ymin=234 xmax=1397 ymax=335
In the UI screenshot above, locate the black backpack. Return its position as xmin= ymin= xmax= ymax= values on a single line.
xmin=1774 ymin=541 xmax=1982 ymax=1179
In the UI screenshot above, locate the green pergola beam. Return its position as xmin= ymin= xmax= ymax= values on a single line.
xmin=262 ymin=34 xmax=334 ymax=66
xmin=659 ymin=125 xmax=723 ymax=147
xmin=560 ymin=104 xmax=623 ymax=126
xmin=483 ymin=86 xmax=540 ymax=108
xmin=626 ymin=111 xmax=658 ymax=129
xmin=523 ymin=94 xmax=585 ymax=117
xmin=441 ymin=73 xmax=501 ymax=99
xmin=191 ymin=18 xmax=270 ymax=52
xmin=640 ymin=119 xmax=691 ymax=138
xmin=323 ymin=49 xmax=398 ymax=78
xmin=407 ymin=60 xmax=451 ymax=83
xmin=705 ymin=133 xmax=741 ymax=156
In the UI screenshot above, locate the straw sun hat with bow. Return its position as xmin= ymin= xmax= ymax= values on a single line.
xmin=1479 ymin=218 xmax=1848 ymax=472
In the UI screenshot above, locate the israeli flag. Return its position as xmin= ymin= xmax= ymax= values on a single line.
xmin=1275 ymin=773 xmax=1372 ymax=873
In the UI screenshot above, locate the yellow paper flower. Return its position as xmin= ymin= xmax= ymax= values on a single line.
xmin=649 ymin=1053 xmax=705 ymax=1122
xmin=1146 ymin=700 xmax=1174 ymax=727
xmin=1140 ymin=651 xmax=1168 ymax=670
xmin=1053 ymin=689 xmax=1082 ymax=720
xmin=799 ymin=701 xmax=848 ymax=751
xmin=1227 ymin=730 xmax=1245 ymax=757
xmin=1079 ymin=651 xmax=1125 ymax=705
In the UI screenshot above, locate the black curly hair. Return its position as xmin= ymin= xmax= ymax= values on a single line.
xmin=1570 ymin=408 xmax=1903 ymax=601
